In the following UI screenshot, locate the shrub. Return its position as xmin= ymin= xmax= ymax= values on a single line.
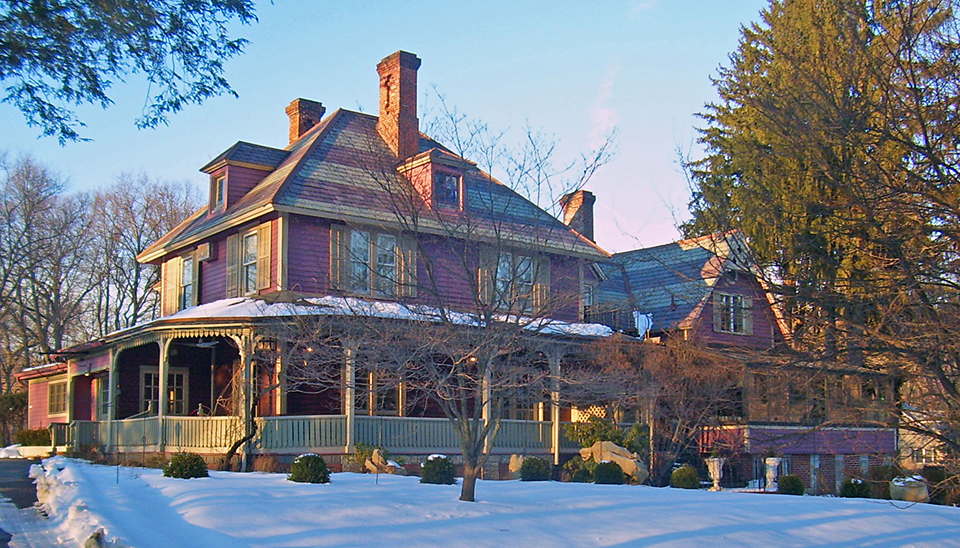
xmin=594 ymin=461 xmax=626 ymax=485
xmin=563 ymin=417 xmax=648 ymax=455
xmin=163 ymin=453 xmax=209 ymax=479
xmin=288 ymin=453 xmax=330 ymax=484
xmin=670 ymin=464 xmax=700 ymax=489
xmin=868 ymin=465 xmax=899 ymax=499
xmin=839 ymin=478 xmax=872 ymax=498
xmin=778 ymin=474 xmax=805 ymax=495
xmin=15 ymin=428 xmax=50 ymax=447
xmin=563 ymin=456 xmax=595 ymax=483
xmin=420 ymin=455 xmax=456 ymax=485
xmin=520 ymin=457 xmax=551 ymax=481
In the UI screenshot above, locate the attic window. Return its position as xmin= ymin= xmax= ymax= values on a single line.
xmin=212 ymin=175 xmax=226 ymax=210
xmin=434 ymin=172 xmax=460 ymax=208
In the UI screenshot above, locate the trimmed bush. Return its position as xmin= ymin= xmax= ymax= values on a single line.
xmin=868 ymin=465 xmax=899 ymax=500
xmin=163 ymin=453 xmax=208 ymax=479
xmin=421 ymin=455 xmax=456 ymax=484
xmin=670 ymin=465 xmax=700 ymax=489
xmin=520 ymin=456 xmax=551 ymax=481
xmin=594 ymin=461 xmax=626 ymax=485
xmin=778 ymin=474 xmax=805 ymax=495
xmin=839 ymin=478 xmax=872 ymax=498
xmin=15 ymin=428 xmax=50 ymax=447
xmin=288 ymin=453 xmax=330 ymax=484
xmin=253 ymin=454 xmax=280 ymax=473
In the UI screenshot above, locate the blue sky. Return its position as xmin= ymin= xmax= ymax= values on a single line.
xmin=1 ymin=0 xmax=768 ymax=253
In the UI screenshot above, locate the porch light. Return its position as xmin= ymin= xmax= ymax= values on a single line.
xmin=467 ymin=356 xmax=478 ymax=363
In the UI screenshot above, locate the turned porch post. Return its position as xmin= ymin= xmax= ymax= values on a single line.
xmin=344 ymin=344 xmax=357 ymax=454
xmin=106 ymin=347 xmax=119 ymax=453
xmin=157 ymin=336 xmax=173 ymax=453
xmin=547 ymin=347 xmax=563 ymax=466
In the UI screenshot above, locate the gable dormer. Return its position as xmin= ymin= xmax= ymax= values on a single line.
xmin=398 ymin=148 xmax=476 ymax=211
xmin=200 ymin=141 xmax=289 ymax=214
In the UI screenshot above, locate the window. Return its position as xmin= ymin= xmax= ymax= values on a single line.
xmin=433 ymin=172 xmax=460 ymax=208
xmin=226 ymin=223 xmax=271 ymax=298
xmin=480 ymin=250 xmax=548 ymax=314
xmin=48 ymin=381 xmax=67 ymax=415
xmin=179 ymin=255 xmax=195 ymax=310
xmin=140 ymin=367 xmax=189 ymax=415
xmin=212 ymin=176 xmax=226 ymax=210
xmin=713 ymin=292 xmax=752 ymax=335
xmin=332 ymin=226 xmax=415 ymax=297
xmin=242 ymin=231 xmax=258 ymax=295
xmin=97 ymin=376 xmax=110 ymax=420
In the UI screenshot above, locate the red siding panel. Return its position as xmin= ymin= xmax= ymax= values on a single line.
xmin=225 ymin=165 xmax=271 ymax=207
xmin=286 ymin=215 xmax=330 ymax=295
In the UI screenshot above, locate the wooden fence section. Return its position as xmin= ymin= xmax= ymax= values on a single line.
xmin=69 ymin=415 xmax=583 ymax=456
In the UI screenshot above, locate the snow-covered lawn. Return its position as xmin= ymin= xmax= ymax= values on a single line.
xmin=29 ymin=457 xmax=960 ymax=547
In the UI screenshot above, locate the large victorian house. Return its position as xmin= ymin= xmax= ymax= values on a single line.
xmin=21 ymin=51 xmax=613 ymax=470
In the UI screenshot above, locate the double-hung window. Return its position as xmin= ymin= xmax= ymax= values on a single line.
xmin=433 ymin=172 xmax=461 ymax=208
xmin=713 ymin=292 xmax=752 ymax=335
xmin=332 ymin=226 xmax=415 ymax=297
xmin=48 ymin=381 xmax=67 ymax=415
xmin=179 ymin=255 xmax=195 ymax=310
xmin=242 ymin=231 xmax=258 ymax=295
xmin=140 ymin=367 xmax=189 ymax=415
xmin=481 ymin=249 xmax=549 ymax=314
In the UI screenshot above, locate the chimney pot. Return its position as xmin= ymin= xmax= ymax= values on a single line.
xmin=560 ymin=190 xmax=597 ymax=242
xmin=285 ymin=98 xmax=325 ymax=145
xmin=377 ymin=51 xmax=421 ymax=159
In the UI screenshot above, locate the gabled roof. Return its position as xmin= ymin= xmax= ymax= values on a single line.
xmin=598 ymin=232 xmax=751 ymax=332
xmin=200 ymin=141 xmax=290 ymax=172
xmin=139 ymin=109 xmax=607 ymax=263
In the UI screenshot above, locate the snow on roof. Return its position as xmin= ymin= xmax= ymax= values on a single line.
xmin=160 ymin=296 xmax=614 ymax=338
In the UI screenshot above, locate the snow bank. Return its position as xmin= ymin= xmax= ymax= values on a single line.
xmin=31 ymin=458 xmax=960 ymax=547
xmin=0 ymin=445 xmax=21 ymax=458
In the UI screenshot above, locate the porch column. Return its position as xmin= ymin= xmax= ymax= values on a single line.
xmin=158 ymin=336 xmax=173 ymax=453
xmin=482 ymin=363 xmax=492 ymax=454
xmin=344 ymin=344 xmax=356 ymax=453
xmin=237 ymin=334 xmax=253 ymax=471
xmin=547 ymin=348 xmax=563 ymax=466
xmin=106 ymin=347 xmax=119 ymax=453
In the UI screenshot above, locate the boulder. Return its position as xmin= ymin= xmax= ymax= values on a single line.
xmin=890 ymin=476 xmax=929 ymax=503
xmin=364 ymin=448 xmax=406 ymax=475
xmin=508 ymin=454 xmax=525 ymax=480
xmin=579 ymin=440 xmax=649 ymax=483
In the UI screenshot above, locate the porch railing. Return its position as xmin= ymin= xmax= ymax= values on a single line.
xmin=68 ymin=415 xmax=584 ymax=456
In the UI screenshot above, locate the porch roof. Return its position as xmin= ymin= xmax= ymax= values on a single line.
xmin=54 ymin=296 xmax=616 ymax=358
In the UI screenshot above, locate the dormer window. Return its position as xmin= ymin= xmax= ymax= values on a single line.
xmin=212 ymin=175 xmax=226 ymax=210
xmin=434 ymin=172 xmax=460 ymax=208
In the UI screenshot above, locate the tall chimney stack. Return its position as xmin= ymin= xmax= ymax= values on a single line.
xmin=376 ymin=51 xmax=421 ymax=159
xmin=560 ymin=190 xmax=597 ymax=242
xmin=285 ymin=98 xmax=325 ymax=145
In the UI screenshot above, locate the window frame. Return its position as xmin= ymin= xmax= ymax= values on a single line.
xmin=139 ymin=366 xmax=190 ymax=416
xmin=346 ymin=228 xmax=401 ymax=297
xmin=433 ymin=171 xmax=461 ymax=209
xmin=48 ymin=381 xmax=67 ymax=416
xmin=493 ymin=251 xmax=537 ymax=313
xmin=714 ymin=291 xmax=753 ymax=335
xmin=241 ymin=230 xmax=259 ymax=296
xmin=212 ymin=175 xmax=226 ymax=211
xmin=179 ymin=253 xmax=197 ymax=310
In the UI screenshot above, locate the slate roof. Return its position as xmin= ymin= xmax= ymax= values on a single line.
xmin=597 ymin=232 xmax=750 ymax=333
xmin=140 ymin=109 xmax=606 ymax=263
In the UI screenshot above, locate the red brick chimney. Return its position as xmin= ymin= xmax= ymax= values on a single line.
xmin=376 ymin=51 xmax=421 ymax=159
xmin=285 ymin=98 xmax=325 ymax=145
xmin=560 ymin=190 xmax=597 ymax=242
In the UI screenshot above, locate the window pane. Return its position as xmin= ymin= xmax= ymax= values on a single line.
xmin=243 ymin=233 xmax=258 ymax=295
xmin=496 ymin=252 xmax=512 ymax=302
xmin=376 ymin=234 xmax=396 ymax=295
xmin=350 ymin=230 xmax=371 ymax=292
xmin=434 ymin=173 xmax=460 ymax=206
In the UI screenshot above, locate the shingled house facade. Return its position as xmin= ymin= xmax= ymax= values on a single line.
xmin=20 ymin=51 xmax=613 ymax=469
xmin=591 ymin=231 xmax=898 ymax=493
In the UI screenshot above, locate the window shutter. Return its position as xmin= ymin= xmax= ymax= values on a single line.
xmin=398 ymin=235 xmax=418 ymax=298
xmin=478 ymin=246 xmax=497 ymax=305
xmin=225 ymin=233 xmax=239 ymax=298
xmin=330 ymin=225 xmax=346 ymax=290
xmin=743 ymin=296 xmax=754 ymax=335
xmin=163 ymin=256 xmax=181 ymax=316
xmin=712 ymin=291 xmax=722 ymax=333
xmin=257 ymin=222 xmax=272 ymax=290
xmin=534 ymin=256 xmax=551 ymax=313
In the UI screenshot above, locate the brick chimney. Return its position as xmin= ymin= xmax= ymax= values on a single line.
xmin=376 ymin=51 xmax=421 ymax=159
xmin=285 ymin=98 xmax=325 ymax=145
xmin=560 ymin=190 xmax=597 ymax=242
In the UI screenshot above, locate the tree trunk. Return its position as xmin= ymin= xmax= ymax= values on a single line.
xmin=460 ymin=462 xmax=481 ymax=502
